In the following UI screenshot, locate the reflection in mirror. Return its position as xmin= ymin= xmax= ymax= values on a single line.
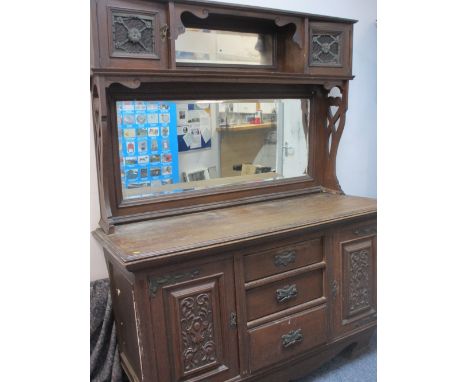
xmin=116 ymin=99 xmax=309 ymax=200
xmin=175 ymin=28 xmax=274 ymax=66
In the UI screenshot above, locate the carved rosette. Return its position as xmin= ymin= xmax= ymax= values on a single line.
xmin=112 ymin=11 xmax=156 ymax=56
xmin=310 ymin=33 xmax=341 ymax=65
xmin=348 ymin=249 xmax=370 ymax=313
xmin=180 ymin=293 xmax=217 ymax=371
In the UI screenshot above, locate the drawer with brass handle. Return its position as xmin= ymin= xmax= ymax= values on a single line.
xmin=245 ymin=267 xmax=324 ymax=322
xmin=244 ymin=237 xmax=323 ymax=282
xmin=248 ymin=305 xmax=327 ymax=372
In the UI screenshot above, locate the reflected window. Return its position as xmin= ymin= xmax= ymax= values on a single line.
xmin=175 ymin=28 xmax=274 ymax=66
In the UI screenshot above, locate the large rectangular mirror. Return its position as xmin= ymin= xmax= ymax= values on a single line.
xmin=116 ymin=99 xmax=310 ymax=200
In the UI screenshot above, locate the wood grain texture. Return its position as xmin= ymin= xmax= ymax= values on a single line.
xmin=93 ymin=193 xmax=376 ymax=264
xmin=91 ymin=2 xmax=377 ymax=381
xmin=243 ymin=237 xmax=323 ymax=282
xmin=91 ymin=0 xmax=356 ymax=230
xmin=245 ymin=268 xmax=324 ymax=322
xmin=248 ymin=305 xmax=327 ymax=372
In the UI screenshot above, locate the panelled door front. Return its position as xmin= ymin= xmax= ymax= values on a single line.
xmin=330 ymin=220 xmax=377 ymax=338
xmin=148 ymin=257 xmax=239 ymax=382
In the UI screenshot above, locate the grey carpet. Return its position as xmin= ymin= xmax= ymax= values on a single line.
xmin=295 ymin=333 xmax=377 ymax=382
xmin=91 ymin=279 xmax=127 ymax=382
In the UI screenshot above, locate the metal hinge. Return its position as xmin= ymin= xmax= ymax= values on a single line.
xmin=160 ymin=24 xmax=170 ymax=41
xmin=230 ymin=312 xmax=237 ymax=328
xmin=331 ymin=280 xmax=338 ymax=300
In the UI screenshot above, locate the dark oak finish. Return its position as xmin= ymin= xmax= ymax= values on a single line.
xmin=248 ymin=305 xmax=328 ymax=372
xmin=330 ymin=219 xmax=377 ymax=338
xmin=245 ymin=267 xmax=324 ymax=321
xmin=243 ymin=237 xmax=323 ymax=282
xmin=91 ymin=1 xmax=376 ymax=381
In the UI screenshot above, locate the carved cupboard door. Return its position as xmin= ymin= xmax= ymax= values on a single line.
xmin=330 ymin=220 xmax=377 ymax=338
xmin=148 ymin=258 xmax=239 ymax=382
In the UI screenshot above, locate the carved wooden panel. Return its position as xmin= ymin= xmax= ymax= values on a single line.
xmin=331 ymin=220 xmax=377 ymax=337
xmin=110 ymin=8 xmax=159 ymax=59
xmin=154 ymin=259 xmax=240 ymax=382
xmin=308 ymin=22 xmax=353 ymax=76
xmin=342 ymin=240 xmax=374 ymax=320
xmin=169 ymin=280 xmax=222 ymax=380
xmin=310 ymin=33 xmax=342 ymax=66
xmin=179 ymin=291 xmax=217 ymax=372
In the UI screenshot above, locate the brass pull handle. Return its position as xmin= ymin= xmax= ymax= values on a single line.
xmin=274 ymin=250 xmax=296 ymax=267
xmin=276 ymin=284 xmax=298 ymax=303
xmin=282 ymin=329 xmax=303 ymax=348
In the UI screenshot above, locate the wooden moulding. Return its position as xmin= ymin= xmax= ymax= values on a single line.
xmin=91 ymin=193 xmax=377 ymax=271
xmin=91 ymin=77 xmax=350 ymax=232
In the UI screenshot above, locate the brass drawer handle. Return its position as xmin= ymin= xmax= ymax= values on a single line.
xmin=274 ymin=250 xmax=296 ymax=267
xmin=276 ymin=284 xmax=298 ymax=303
xmin=282 ymin=328 xmax=303 ymax=348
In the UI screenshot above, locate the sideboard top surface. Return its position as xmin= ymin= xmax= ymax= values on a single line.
xmin=93 ymin=192 xmax=376 ymax=266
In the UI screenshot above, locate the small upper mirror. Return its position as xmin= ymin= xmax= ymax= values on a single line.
xmin=175 ymin=28 xmax=274 ymax=66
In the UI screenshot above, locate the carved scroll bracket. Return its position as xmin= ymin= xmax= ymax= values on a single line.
xmin=149 ymin=269 xmax=201 ymax=297
xmin=105 ymin=78 xmax=142 ymax=90
xmin=274 ymin=16 xmax=303 ymax=48
xmin=91 ymin=78 xmax=114 ymax=230
xmin=173 ymin=7 xmax=209 ymax=41
xmin=172 ymin=6 xmax=303 ymax=48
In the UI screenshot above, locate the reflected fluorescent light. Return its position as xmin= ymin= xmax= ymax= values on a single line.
xmin=195 ymin=100 xmax=226 ymax=104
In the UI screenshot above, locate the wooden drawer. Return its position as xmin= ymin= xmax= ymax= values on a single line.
xmin=244 ymin=238 xmax=323 ymax=282
xmin=248 ymin=305 xmax=327 ymax=372
xmin=245 ymin=267 xmax=324 ymax=322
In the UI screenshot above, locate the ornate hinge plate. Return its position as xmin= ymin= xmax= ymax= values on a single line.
xmin=160 ymin=24 xmax=170 ymax=41
xmin=331 ymin=280 xmax=338 ymax=300
xmin=230 ymin=312 xmax=237 ymax=328
xmin=353 ymin=227 xmax=377 ymax=236
xmin=148 ymin=269 xmax=201 ymax=297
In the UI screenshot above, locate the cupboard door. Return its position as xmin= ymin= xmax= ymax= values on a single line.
xmin=308 ymin=21 xmax=353 ymax=77
xmin=331 ymin=220 xmax=377 ymax=338
xmin=149 ymin=258 xmax=239 ymax=382
xmin=92 ymin=0 xmax=170 ymax=70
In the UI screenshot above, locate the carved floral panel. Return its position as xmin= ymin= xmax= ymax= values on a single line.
xmin=348 ymin=249 xmax=370 ymax=314
xmin=342 ymin=239 xmax=375 ymax=322
xmin=179 ymin=293 xmax=217 ymax=372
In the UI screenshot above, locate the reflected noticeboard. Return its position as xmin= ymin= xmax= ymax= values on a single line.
xmin=117 ymin=100 xmax=180 ymax=198
xmin=176 ymin=102 xmax=212 ymax=152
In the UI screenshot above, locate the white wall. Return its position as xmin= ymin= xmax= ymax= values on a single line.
xmin=90 ymin=0 xmax=377 ymax=281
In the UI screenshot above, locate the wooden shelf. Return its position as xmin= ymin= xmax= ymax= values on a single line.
xmin=216 ymin=122 xmax=276 ymax=132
